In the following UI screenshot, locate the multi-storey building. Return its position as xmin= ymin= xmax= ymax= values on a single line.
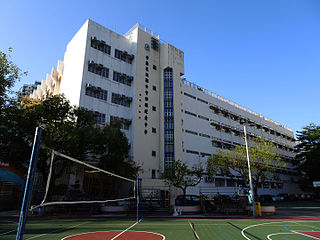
xmin=30 ymin=19 xmax=299 ymax=198
xmin=18 ymin=81 xmax=41 ymax=100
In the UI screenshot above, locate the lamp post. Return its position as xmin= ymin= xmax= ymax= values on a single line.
xmin=242 ymin=124 xmax=257 ymax=217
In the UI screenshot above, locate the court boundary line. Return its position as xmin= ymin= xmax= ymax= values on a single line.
xmin=25 ymin=222 xmax=87 ymax=240
xmin=188 ymin=221 xmax=200 ymax=240
xmin=61 ymin=230 xmax=165 ymax=240
xmin=266 ymin=232 xmax=295 ymax=240
xmin=110 ymin=219 xmax=141 ymax=240
xmin=292 ymin=231 xmax=320 ymax=240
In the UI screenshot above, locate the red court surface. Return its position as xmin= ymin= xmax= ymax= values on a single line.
xmin=62 ymin=230 xmax=165 ymax=240
xmin=295 ymin=231 xmax=320 ymax=239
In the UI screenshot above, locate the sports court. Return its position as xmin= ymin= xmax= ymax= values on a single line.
xmin=2 ymin=217 xmax=320 ymax=240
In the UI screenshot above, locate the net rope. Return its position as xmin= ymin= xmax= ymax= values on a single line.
xmin=37 ymin=150 xmax=136 ymax=207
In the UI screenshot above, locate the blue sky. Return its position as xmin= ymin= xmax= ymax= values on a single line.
xmin=1 ymin=0 xmax=319 ymax=135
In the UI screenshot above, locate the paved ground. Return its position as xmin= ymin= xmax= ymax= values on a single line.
xmin=1 ymin=200 xmax=320 ymax=220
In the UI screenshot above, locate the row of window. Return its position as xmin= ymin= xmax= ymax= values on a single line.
xmin=183 ymin=91 xmax=295 ymax=143
xmin=184 ymin=130 xmax=294 ymax=163
xmin=88 ymin=61 xmax=109 ymax=78
xmin=85 ymin=84 xmax=108 ymax=101
xmin=114 ymin=49 xmax=134 ymax=63
xmin=91 ymin=37 xmax=111 ymax=54
xmin=204 ymin=176 xmax=284 ymax=189
xmin=184 ymin=109 xmax=295 ymax=153
xmin=91 ymin=111 xmax=106 ymax=125
xmin=111 ymin=93 xmax=132 ymax=107
xmin=113 ymin=71 xmax=134 ymax=86
xmin=85 ymin=84 xmax=132 ymax=108
xmin=209 ymin=105 xmax=295 ymax=142
xmin=88 ymin=60 xmax=134 ymax=87
xmin=91 ymin=36 xmax=134 ymax=64
xmin=110 ymin=115 xmax=132 ymax=130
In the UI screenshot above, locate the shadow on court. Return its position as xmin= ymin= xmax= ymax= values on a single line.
xmin=227 ymin=222 xmax=263 ymax=240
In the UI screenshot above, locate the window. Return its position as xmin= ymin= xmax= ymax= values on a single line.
xmin=186 ymin=149 xmax=199 ymax=155
xmin=184 ymin=110 xmax=197 ymax=117
xmin=215 ymin=178 xmax=225 ymax=187
xmin=152 ymin=106 xmax=156 ymax=111
xmin=185 ymin=129 xmax=198 ymax=135
xmin=199 ymin=133 xmax=210 ymax=138
xmin=145 ymin=84 xmax=148 ymax=88
xmin=90 ymin=37 xmax=111 ymax=54
xmin=146 ymin=67 xmax=149 ymax=71
xmin=198 ymin=115 xmax=209 ymax=121
xmin=145 ymin=103 xmax=148 ymax=107
xmin=88 ymin=61 xmax=109 ymax=78
xmin=145 ymin=78 xmax=149 ymax=83
xmin=91 ymin=111 xmax=106 ymax=125
xmin=197 ymin=98 xmax=208 ymax=104
xmin=115 ymin=49 xmax=122 ymax=59
xmin=144 ymin=130 xmax=148 ymax=134
xmin=144 ymin=109 xmax=148 ymax=114
xmin=144 ymin=116 xmax=148 ymax=120
xmin=145 ymin=97 xmax=149 ymax=101
xmin=145 ymin=73 xmax=149 ymax=77
xmin=152 ymin=169 xmax=156 ymax=179
xmin=153 ymin=65 xmax=157 ymax=70
xmin=110 ymin=116 xmax=131 ymax=130
xmin=115 ymin=48 xmax=134 ymax=63
xmin=113 ymin=71 xmax=133 ymax=86
xmin=151 ymin=37 xmax=159 ymax=51
xmin=145 ymin=61 xmax=149 ymax=66
xmin=152 ymin=128 xmax=156 ymax=133
xmin=152 ymin=151 xmax=156 ymax=156
xmin=184 ymin=92 xmax=196 ymax=99
xmin=111 ymin=93 xmax=131 ymax=107
xmin=85 ymin=84 xmax=108 ymax=101
xmin=146 ymin=56 xmax=149 ymax=60
xmin=153 ymin=86 xmax=156 ymax=91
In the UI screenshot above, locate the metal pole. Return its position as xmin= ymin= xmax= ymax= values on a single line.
xmin=136 ymin=175 xmax=139 ymax=223
xmin=243 ymin=125 xmax=257 ymax=217
xmin=16 ymin=127 xmax=42 ymax=240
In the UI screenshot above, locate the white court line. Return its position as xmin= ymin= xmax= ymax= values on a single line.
xmin=292 ymin=230 xmax=320 ymax=240
xmin=61 ymin=230 xmax=165 ymax=240
xmin=26 ymin=222 xmax=86 ymax=240
xmin=0 ymin=220 xmax=17 ymax=236
xmin=241 ymin=221 xmax=284 ymax=240
xmin=241 ymin=220 xmax=320 ymax=240
xmin=0 ymin=229 xmax=16 ymax=236
xmin=110 ymin=219 xmax=142 ymax=240
xmin=267 ymin=232 xmax=295 ymax=240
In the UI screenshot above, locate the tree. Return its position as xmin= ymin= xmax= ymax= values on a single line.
xmin=162 ymin=160 xmax=204 ymax=202
xmin=295 ymin=123 xmax=320 ymax=192
xmin=0 ymin=48 xmax=27 ymax=108
xmin=207 ymin=137 xmax=284 ymax=198
xmin=0 ymin=95 xmax=138 ymax=179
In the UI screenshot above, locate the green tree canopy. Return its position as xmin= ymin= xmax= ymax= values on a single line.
xmin=295 ymin=123 xmax=320 ymax=191
xmin=0 ymin=95 xmax=138 ymax=178
xmin=207 ymin=137 xmax=284 ymax=197
xmin=162 ymin=160 xmax=204 ymax=199
xmin=0 ymin=48 xmax=27 ymax=108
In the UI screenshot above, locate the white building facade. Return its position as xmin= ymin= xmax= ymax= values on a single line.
xmin=31 ymin=19 xmax=299 ymax=197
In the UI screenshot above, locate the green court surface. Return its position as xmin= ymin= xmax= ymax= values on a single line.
xmin=1 ymin=218 xmax=320 ymax=240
